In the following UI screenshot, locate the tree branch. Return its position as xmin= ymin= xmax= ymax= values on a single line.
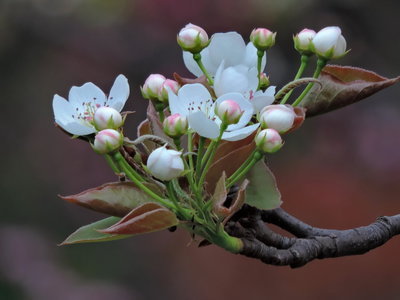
xmin=225 ymin=205 xmax=400 ymax=268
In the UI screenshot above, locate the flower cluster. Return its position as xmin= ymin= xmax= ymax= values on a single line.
xmin=53 ymin=24 xmax=351 ymax=252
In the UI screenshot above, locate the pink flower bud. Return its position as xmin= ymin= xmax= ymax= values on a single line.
xmin=215 ymin=99 xmax=243 ymax=125
xmin=293 ymin=28 xmax=316 ymax=54
xmin=259 ymin=72 xmax=270 ymax=89
xmin=93 ymin=106 xmax=123 ymax=130
xmin=311 ymin=26 xmax=347 ymax=60
xmin=158 ymin=79 xmax=180 ymax=102
xmin=163 ymin=113 xmax=188 ymax=137
xmin=93 ymin=129 xmax=123 ymax=154
xmin=141 ymin=74 xmax=166 ymax=99
xmin=259 ymin=104 xmax=296 ymax=133
xmin=250 ymin=28 xmax=276 ymax=51
xmin=147 ymin=146 xmax=184 ymax=181
xmin=177 ymin=23 xmax=209 ymax=54
xmin=255 ymin=128 xmax=283 ymax=153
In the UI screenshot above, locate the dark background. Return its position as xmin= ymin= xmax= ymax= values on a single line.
xmin=1 ymin=0 xmax=399 ymax=299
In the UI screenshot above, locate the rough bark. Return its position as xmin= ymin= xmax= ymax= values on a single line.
xmin=225 ymin=205 xmax=400 ymax=268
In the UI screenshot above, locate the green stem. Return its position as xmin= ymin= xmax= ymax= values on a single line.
xmin=187 ymin=132 xmax=195 ymax=174
xmin=111 ymin=151 xmax=173 ymax=209
xmin=166 ymin=181 xmax=186 ymax=218
xmin=193 ymin=53 xmax=214 ymax=85
xmin=226 ymin=150 xmax=263 ymax=189
xmin=280 ymin=54 xmax=310 ymax=104
xmin=292 ymin=58 xmax=327 ymax=107
xmin=226 ymin=150 xmax=256 ymax=184
xmin=104 ymin=154 xmax=121 ymax=173
xmin=256 ymin=50 xmax=265 ymax=90
xmin=158 ymin=110 xmax=165 ymax=123
xmin=198 ymin=124 xmax=227 ymax=190
xmin=196 ymin=225 xmax=243 ymax=253
xmin=195 ymin=137 xmax=205 ymax=179
xmin=173 ymin=137 xmax=181 ymax=150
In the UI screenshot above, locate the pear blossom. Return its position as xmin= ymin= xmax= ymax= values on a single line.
xmin=158 ymin=79 xmax=180 ymax=102
xmin=215 ymin=99 xmax=243 ymax=125
xmin=293 ymin=28 xmax=316 ymax=54
xmin=141 ymin=74 xmax=166 ymax=99
xmin=52 ymin=75 xmax=129 ymax=136
xmin=93 ymin=106 xmax=123 ymax=130
xmin=259 ymin=104 xmax=296 ymax=133
xmin=177 ymin=23 xmax=209 ymax=53
xmin=93 ymin=129 xmax=123 ymax=154
xmin=250 ymin=28 xmax=276 ymax=51
xmin=168 ymin=83 xmax=259 ymax=141
xmin=213 ymin=61 xmax=275 ymax=113
xmin=147 ymin=145 xmax=184 ymax=181
xmin=311 ymin=26 xmax=347 ymax=59
xmin=255 ymin=128 xmax=283 ymax=153
xmin=183 ymin=32 xmax=267 ymax=77
xmin=163 ymin=113 xmax=188 ymax=137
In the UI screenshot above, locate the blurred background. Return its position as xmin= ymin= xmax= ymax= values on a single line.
xmin=1 ymin=0 xmax=399 ymax=299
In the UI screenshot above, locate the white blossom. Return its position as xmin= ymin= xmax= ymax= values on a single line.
xmin=52 ymin=75 xmax=129 ymax=136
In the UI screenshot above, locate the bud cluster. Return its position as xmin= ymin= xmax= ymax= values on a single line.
xmin=141 ymin=74 xmax=180 ymax=102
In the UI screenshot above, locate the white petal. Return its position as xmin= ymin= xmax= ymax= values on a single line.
xmin=222 ymin=123 xmax=260 ymax=141
xmin=68 ymin=82 xmax=106 ymax=108
xmin=333 ymin=34 xmax=347 ymax=57
xmin=188 ymin=111 xmax=220 ymax=139
xmin=108 ymin=74 xmax=130 ymax=112
xmin=251 ymin=86 xmax=276 ymax=113
xmin=243 ymin=43 xmax=267 ymax=71
xmin=53 ymin=95 xmax=95 ymax=135
xmin=313 ymin=26 xmax=341 ymax=53
xmin=177 ymin=83 xmax=213 ymax=113
xmin=216 ymin=93 xmax=254 ymax=131
xmin=168 ymin=88 xmax=187 ymax=116
xmin=183 ymin=47 xmax=216 ymax=77
xmin=208 ymin=32 xmax=246 ymax=68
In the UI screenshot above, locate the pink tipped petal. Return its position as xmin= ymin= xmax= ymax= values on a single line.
xmin=68 ymin=82 xmax=106 ymax=107
xmin=188 ymin=111 xmax=220 ymax=139
xmin=222 ymin=123 xmax=260 ymax=141
xmin=208 ymin=32 xmax=246 ymax=68
xmin=216 ymin=93 xmax=253 ymax=131
xmin=108 ymin=74 xmax=130 ymax=112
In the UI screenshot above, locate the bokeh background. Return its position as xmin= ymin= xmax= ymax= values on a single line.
xmin=1 ymin=0 xmax=400 ymax=299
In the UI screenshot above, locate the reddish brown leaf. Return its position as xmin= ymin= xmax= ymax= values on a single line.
xmin=213 ymin=131 xmax=257 ymax=162
xmin=99 ymin=203 xmax=178 ymax=235
xmin=211 ymin=172 xmax=228 ymax=218
xmin=301 ymin=65 xmax=400 ymax=117
xmin=222 ymin=179 xmax=249 ymax=224
xmin=137 ymin=119 xmax=156 ymax=152
xmin=286 ymin=107 xmax=306 ymax=134
xmin=206 ymin=141 xmax=256 ymax=194
xmin=173 ymin=73 xmax=215 ymax=97
xmin=60 ymin=182 xmax=162 ymax=217
xmin=146 ymin=102 xmax=174 ymax=145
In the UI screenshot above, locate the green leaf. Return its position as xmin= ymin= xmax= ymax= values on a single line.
xmin=245 ymin=160 xmax=282 ymax=210
xmin=60 ymin=182 xmax=162 ymax=217
xmin=60 ymin=217 xmax=132 ymax=245
xmin=99 ymin=202 xmax=179 ymax=235
xmin=301 ymin=65 xmax=400 ymax=117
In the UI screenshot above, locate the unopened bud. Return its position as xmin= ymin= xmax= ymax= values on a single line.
xmin=93 ymin=129 xmax=123 ymax=154
xmin=158 ymin=79 xmax=180 ymax=102
xmin=141 ymin=74 xmax=166 ymax=100
xmin=93 ymin=106 xmax=123 ymax=130
xmin=177 ymin=23 xmax=209 ymax=54
xmin=259 ymin=73 xmax=270 ymax=89
xmin=311 ymin=26 xmax=347 ymax=60
xmin=163 ymin=113 xmax=188 ymax=137
xmin=215 ymin=99 xmax=243 ymax=125
xmin=250 ymin=28 xmax=276 ymax=51
xmin=147 ymin=146 xmax=184 ymax=181
xmin=260 ymin=104 xmax=296 ymax=133
xmin=255 ymin=128 xmax=283 ymax=153
xmin=293 ymin=28 xmax=316 ymax=55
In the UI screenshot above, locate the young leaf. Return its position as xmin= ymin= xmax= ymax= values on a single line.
xmin=212 ymin=172 xmax=228 ymax=218
xmin=60 ymin=217 xmax=131 ymax=245
xmin=147 ymin=102 xmax=174 ymax=145
xmin=60 ymin=182 xmax=163 ymax=217
xmin=99 ymin=202 xmax=179 ymax=235
xmin=137 ymin=119 xmax=156 ymax=152
xmin=245 ymin=160 xmax=282 ymax=210
xmin=206 ymin=141 xmax=256 ymax=194
xmin=301 ymin=65 xmax=400 ymax=117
